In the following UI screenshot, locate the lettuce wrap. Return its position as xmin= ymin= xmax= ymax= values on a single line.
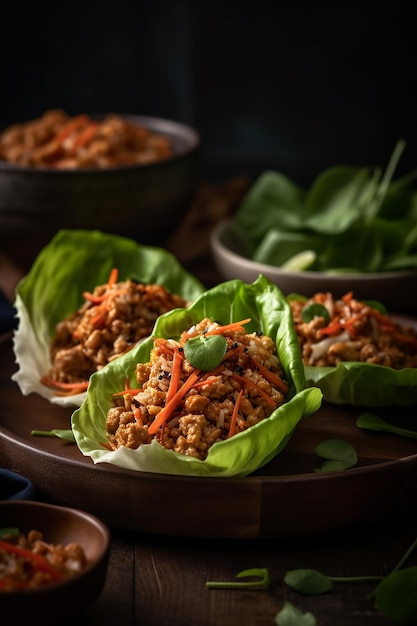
xmin=12 ymin=229 xmax=205 ymax=408
xmin=71 ymin=275 xmax=323 ymax=477
xmin=287 ymin=293 xmax=417 ymax=407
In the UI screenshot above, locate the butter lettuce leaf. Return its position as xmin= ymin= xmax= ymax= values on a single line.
xmin=12 ymin=229 xmax=205 ymax=408
xmin=304 ymin=362 xmax=417 ymax=407
xmin=71 ymin=275 xmax=322 ymax=477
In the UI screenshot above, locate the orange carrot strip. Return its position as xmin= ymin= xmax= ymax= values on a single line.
xmin=254 ymin=362 xmax=289 ymax=394
xmin=166 ymin=347 xmax=183 ymax=404
xmin=228 ymin=389 xmax=244 ymax=438
xmin=40 ymin=376 xmax=89 ymax=394
xmin=107 ymin=267 xmax=119 ymax=286
xmin=55 ymin=114 xmax=89 ymax=145
xmin=148 ymin=369 xmax=201 ymax=435
xmin=83 ymin=268 xmax=119 ymax=303
xmin=153 ymin=338 xmax=175 ymax=357
xmin=391 ymin=331 xmax=417 ymax=348
xmin=232 ymin=374 xmax=276 ymax=408
xmin=0 ymin=541 xmax=64 ymax=581
xmin=205 ymin=318 xmax=252 ymax=336
xmin=71 ymin=121 xmax=98 ymax=150
xmin=193 ymin=375 xmax=222 ymax=388
xmin=132 ymin=405 xmax=143 ymax=426
xmin=83 ymin=292 xmax=107 ymax=304
xmin=113 ymin=378 xmax=141 ymax=396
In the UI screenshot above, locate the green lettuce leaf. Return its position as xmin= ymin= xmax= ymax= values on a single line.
xmin=12 ymin=229 xmax=205 ymax=408
xmin=71 ymin=275 xmax=323 ymax=477
xmin=304 ymin=362 xmax=417 ymax=407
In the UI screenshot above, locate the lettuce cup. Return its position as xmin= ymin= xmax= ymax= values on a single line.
xmin=12 ymin=229 xmax=205 ymax=408
xmin=288 ymin=291 xmax=417 ymax=406
xmin=71 ymin=275 xmax=322 ymax=477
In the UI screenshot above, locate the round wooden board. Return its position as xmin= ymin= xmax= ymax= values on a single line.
xmin=1 ymin=333 xmax=416 ymax=538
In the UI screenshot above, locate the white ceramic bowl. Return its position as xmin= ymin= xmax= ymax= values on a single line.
xmin=211 ymin=219 xmax=417 ymax=315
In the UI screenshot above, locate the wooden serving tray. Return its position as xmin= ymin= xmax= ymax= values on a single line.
xmin=1 ymin=332 xmax=416 ymax=538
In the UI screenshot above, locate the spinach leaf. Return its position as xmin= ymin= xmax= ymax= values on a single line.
xmin=183 ymin=334 xmax=227 ymax=371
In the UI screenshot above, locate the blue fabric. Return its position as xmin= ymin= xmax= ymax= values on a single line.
xmin=0 ymin=469 xmax=37 ymax=501
xmin=0 ymin=291 xmax=17 ymax=334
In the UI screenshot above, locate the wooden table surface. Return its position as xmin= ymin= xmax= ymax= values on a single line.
xmin=62 ymin=510 xmax=417 ymax=626
xmin=2 ymin=178 xmax=417 ymax=625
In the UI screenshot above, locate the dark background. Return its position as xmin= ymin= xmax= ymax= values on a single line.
xmin=2 ymin=0 xmax=417 ymax=186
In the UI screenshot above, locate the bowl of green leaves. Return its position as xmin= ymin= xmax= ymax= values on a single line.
xmin=211 ymin=141 xmax=417 ymax=315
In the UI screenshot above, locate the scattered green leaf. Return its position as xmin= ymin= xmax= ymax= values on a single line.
xmin=356 ymin=413 xmax=417 ymax=440
xmin=284 ymin=568 xmax=334 ymax=595
xmin=374 ymin=566 xmax=417 ymax=624
xmin=206 ymin=567 xmax=270 ymax=590
xmin=275 ymin=601 xmax=317 ymax=625
xmin=314 ymin=439 xmax=358 ymax=472
xmin=31 ymin=429 xmax=75 ymax=442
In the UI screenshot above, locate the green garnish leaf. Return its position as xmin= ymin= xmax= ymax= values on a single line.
xmin=275 ymin=601 xmax=318 ymax=625
xmin=284 ymin=569 xmax=334 ymax=595
xmin=301 ymin=303 xmax=330 ymax=324
xmin=206 ymin=567 xmax=270 ymax=589
xmin=31 ymin=429 xmax=75 ymax=442
xmin=184 ymin=334 xmax=227 ymax=371
xmin=0 ymin=528 xmax=19 ymax=540
xmin=357 ymin=413 xmax=417 ymax=440
xmin=314 ymin=439 xmax=357 ymax=472
xmin=374 ymin=566 xmax=417 ymax=624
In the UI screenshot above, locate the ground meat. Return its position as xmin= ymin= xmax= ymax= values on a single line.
xmin=0 ymin=109 xmax=173 ymax=169
xmin=290 ymin=291 xmax=417 ymax=368
xmin=0 ymin=529 xmax=87 ymax=591
xmin=105 ymin=317 xmax=289 ymax=460
xmin=41 ymin=272 xmax=188 ymax=393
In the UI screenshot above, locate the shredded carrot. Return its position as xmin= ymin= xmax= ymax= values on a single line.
xmin=40 ymin=376 xmax=89 ymax=395
xmin=205 ymin=318 xmax=252 ymax=336
xmin=368 ymin=308 xmax=394 ymax=330
xmin=54 ymin=114 xmax=89 ymax=145
xmin=391 ymin=331 xmax=417 ymax=349
xmin=71 ymin=121 xmax=98 ymax=150
xmin=0 ymin=541 xmax=64 ymax=581
xmin=255 ymin=362 xmax=289 ymax=394
xmin=166 ymin=347 xmax=183 ymax=404
xmin=100 ymin=441 xmax=115 ymax=450
xmin=153 ymin=338 xmax=175 ymax=357
xmin=232 ymin=374 xmax=277 ymax=408
xmin=113 ymin=378 xmax=141 ymax=396
xmin=147 ymin=368 xmax=201 ymax=435
xmin=83 ymin=267 xmax=119 ymax=304
xmin=132 ymin=405 xmax=143 ymax=426
xmin=107 ymin=267 xmax=119 ymax=286
xmin=342 ymin=291 xmax=354 ymax=304
xmin=192 ymin=374 xmax=222 ymax=388
xmin=228 ymin=389 xmax=244 ymax=438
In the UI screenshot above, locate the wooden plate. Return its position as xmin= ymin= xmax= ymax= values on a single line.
xmin=1 ymin=332 xmax=416 ymax=538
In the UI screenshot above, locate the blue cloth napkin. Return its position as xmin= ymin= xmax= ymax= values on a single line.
xmin=0 ymin=468 xmax=37 ymax=500
xmin=0 ymin=291 xmax=17 ymax=334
